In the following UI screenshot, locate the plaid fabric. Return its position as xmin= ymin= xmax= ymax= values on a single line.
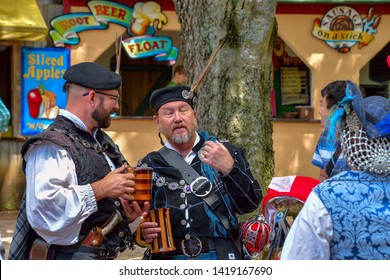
xmin=0 ymin=98 xmax=10 ymax=133
xmin=8 ymin=193 xmax=37 ymax=260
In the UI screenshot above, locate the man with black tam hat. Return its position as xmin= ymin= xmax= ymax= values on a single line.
xmin=136 ymin=85 xmax=262 ymax=260
xmin=9 ymin=62 xmax=149 ymax=260
xmin=282 ymin=81 xmax=390 ymax=260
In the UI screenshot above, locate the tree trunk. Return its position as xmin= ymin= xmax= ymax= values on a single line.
xmin=173 ymin=0 xmax=277 ymax=214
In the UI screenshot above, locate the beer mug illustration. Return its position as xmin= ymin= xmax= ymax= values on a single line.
xmin=136 ymin=208 xmax=176 ymax=253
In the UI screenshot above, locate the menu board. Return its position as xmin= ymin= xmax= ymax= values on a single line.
xmin=280 ymin=67 xmax=310 ymax=106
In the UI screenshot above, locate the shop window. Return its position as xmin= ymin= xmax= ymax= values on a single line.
xmin=360 ymin=42 xmax=390 ymax=98
xmin=272 ymin=37 xmax=311 ymax=118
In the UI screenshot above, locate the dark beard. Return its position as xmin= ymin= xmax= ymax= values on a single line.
xmin=92 ymin=100 xmax=111 ymax=129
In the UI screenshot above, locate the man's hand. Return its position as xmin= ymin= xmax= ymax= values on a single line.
xmin=91 ymin=165 xmax=136 ymax=201
xmin=199 ymin=140 xmax=234 ymax=175
xmin=120 ymin=198 xmax=150 ymax=223
xmin=139 ymin=214 xmax=161 ymax=244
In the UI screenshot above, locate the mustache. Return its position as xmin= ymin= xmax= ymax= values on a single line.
xmin=172 ymin=124 xmax=187 ymax=130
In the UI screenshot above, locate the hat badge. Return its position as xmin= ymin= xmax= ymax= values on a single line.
xmin=182 ymin=89 xmax=193 ymax=100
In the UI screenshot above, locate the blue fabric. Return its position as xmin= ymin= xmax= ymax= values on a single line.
xmin=346 ymin=81 xmax=390 ymax=139
xmin=376 ymin=114 xmax=390 ymax=137
xmin=198 ymin=131 xmax=238 ymax=237
xmin=327 ymin=81 xmax=390 ymax=140
xmin=312 ymin=129 xmax=350 ymax=177
xmin=326 ymin=88 xmax=355 ymax=150
xmin=313 ymin=171 xmax=390 ymax=260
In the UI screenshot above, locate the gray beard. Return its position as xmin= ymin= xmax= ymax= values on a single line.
xmin=170 ymin=132 xmax=192 ymax=145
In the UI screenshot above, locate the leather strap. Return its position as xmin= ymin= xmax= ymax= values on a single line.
xmin=159 ymin=146 xmax=230 ymax=230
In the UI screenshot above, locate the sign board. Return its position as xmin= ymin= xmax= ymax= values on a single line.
xmin=49 ymin=1 xmax=177 ymax=64
xmin=312 ymin=6 xmax=380 ymax=53
xmin=21 ymin=47 xmax=70 ymax=136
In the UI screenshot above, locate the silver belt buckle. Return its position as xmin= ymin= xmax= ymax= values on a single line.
xmin=181 ymin=236 xmax=202 ymax=257
xmin=190 ymin=176 xmax=212 ymax=197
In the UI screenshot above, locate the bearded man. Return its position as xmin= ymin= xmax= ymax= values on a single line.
xmin=136 ymin=86 xmax=262 ymax=260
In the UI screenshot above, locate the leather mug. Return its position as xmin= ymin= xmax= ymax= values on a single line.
xmin=136 ymin=208 xmax=176 ymax=253
xmin=127 ymin=167 xmax=153 ymax=205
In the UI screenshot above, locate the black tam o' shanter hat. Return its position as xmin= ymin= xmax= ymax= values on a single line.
xmin=63 ymin=62 xmax=121 ymax=91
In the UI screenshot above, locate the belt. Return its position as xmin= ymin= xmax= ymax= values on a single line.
xmin=53 ymin=243 xmax=118 ymax=260
xmin=154 ymin=237 xmax=216 ymax=259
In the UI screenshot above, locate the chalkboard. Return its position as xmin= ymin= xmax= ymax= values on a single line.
xmin=280 ymin=67 xmax=310 ymax=106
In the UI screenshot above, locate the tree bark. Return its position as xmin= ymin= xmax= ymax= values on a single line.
xmin=173 ymin=0 xmax=277 ymax=214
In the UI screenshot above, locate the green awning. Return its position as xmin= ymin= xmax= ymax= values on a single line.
xmin=0 ymin=0 xmax=48 ymax=41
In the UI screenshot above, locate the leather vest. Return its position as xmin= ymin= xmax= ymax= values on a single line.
xmin=21 ymin=115 xmax=131 ymax=253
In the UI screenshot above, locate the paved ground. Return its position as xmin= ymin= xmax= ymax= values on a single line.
xmin=0 ymin=210 xmax=145 ymax=260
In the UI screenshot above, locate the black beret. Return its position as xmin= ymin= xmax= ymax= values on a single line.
xmin=150 ymin=85 xmax=197 ymax=112
xmin=63 ymin=62 xmax=121 ymax=90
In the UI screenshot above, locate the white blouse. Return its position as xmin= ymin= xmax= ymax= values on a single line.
xmin=281 ymin=191 xmax=334 ymax=260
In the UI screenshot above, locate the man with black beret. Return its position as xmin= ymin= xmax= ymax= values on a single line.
xmin=137 ymin=85 xmax=262 ymax=260
xmin=9 ymin=62 xmax=149 ymax=260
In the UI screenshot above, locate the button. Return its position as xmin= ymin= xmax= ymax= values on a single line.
xmin=115 ymin=200 xmax=120 ymax=206
xmin=181 ymin=219 xmax=186 ymax=226
xmin=180 ymin=204 xmax=186 ymax=209
xmin=180 ymin=180 xmax=185 ymax=186
xmin=118 ymin=231 xmax=124 ymax=238
xmin=185 ymin=234 xmax=191 ymax=240
xmin=180 ymin=192 xmax=186 ymax=198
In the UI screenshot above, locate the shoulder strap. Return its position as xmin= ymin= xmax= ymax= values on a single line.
xmin=325 ymin=146 xmax=342 ymax=178
xmin=159 ymin=146 xmax=230 ymax=230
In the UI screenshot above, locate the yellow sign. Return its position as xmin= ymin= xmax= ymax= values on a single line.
xmin=312 ymin=6 xmax=380 ymax=53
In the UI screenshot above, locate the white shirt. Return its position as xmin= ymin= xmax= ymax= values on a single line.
xmin=25 ymin=110 xmax=115 ymax=245
xmin=281 ymin=191 xmax=333 ymax=260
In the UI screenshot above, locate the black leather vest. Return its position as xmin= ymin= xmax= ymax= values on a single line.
xmin=21 ymin=115 xmax=131 ymax=253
